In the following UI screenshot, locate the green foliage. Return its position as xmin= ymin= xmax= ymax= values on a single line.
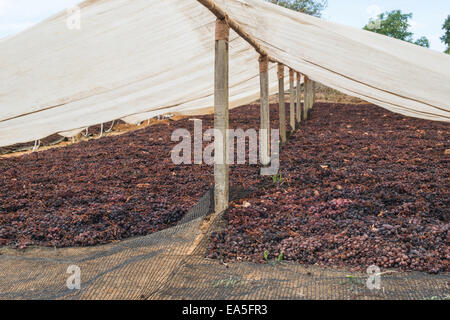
xmin=263 ymin=250 xmax=285 ymax=264
xmin=266 ymin=0 xmax=327 ymax=17
xmin=272 ymin=172 xmax=283 ymax=184
xmin=363 ymin=10 xmax=430 ymax=48
xmin=364 ymin=10 xmax=413 ymax=41
xmin=414 ymin=36 xmax=430 ymax=48
xmin=441 ymin=15 xmax=450 ymax=53
xmin=277 ymin=252 xmax=284 ymax=262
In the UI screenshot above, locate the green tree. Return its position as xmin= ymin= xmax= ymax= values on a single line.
xmin=267 ymin=0 xmax=328 ymax=17
xmin=414 ymin=36 xmax=430 ymax=48
xmin=363 ymin=10 xmax=430 ymax=48
xmin=441 ymin=15 xmax=450 ymax=53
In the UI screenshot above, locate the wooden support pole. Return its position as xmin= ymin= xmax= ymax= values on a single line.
xmin=304 ymin=75 xmax=312 ymax=120
xmin=214 ymin=19 xmax=229 ymax=214
xmin=259 ymin=55 xmax=270 ymax=166
xmin=296 ymin=72 xmax=302 ymax=123
xmin=289 ymin=69 xmax=296 ymax=132
xmin=312 ymin=81 xmax=316 ymax=110
xmin=278 ymin=63 xmax=287 ymax=144
xmin=302 ymin=74 xmax=308 ymax=121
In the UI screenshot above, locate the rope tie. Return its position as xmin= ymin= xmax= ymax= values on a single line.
xmin=32 ymin=140 xmax=41 ymax=152
xmin=259 ymin=55 xmax=268 ymax=73
xmin=277 ymin=64 xmax=284 ymax=80
xmin=215 ymin=19 xmax=229 ymax=41
xmin=105 ymin=120 xmax=115 ymax=133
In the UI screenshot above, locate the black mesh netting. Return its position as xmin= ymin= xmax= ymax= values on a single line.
xmin=0 ymin=185 xmax=448 ymax=300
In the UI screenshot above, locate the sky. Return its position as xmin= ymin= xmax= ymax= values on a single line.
xmin=0 ymin=0 xmax=448 ymax=51
xmin=322 ymin=0 xmax=449 ymax=52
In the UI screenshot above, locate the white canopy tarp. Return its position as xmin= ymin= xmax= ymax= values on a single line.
xmin=0 ymin=0 xmax=449 ymax=147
